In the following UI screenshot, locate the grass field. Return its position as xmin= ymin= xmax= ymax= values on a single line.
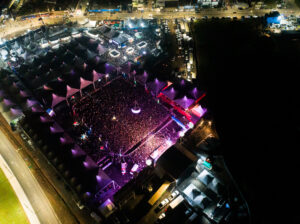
xmin=0 ymin=168 xmax=29 ymax=224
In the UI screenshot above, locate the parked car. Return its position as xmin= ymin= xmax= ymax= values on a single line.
xmin=158 ymin=198 xmax=169 ymax=209
xmin=158 ymin=213 xmax=166 ymax=220
xmin=168 ymin=190 xmax=179 ymax=201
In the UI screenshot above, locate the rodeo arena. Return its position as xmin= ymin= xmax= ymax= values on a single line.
xmin=0 ymin=20 xmax=207 ymax=215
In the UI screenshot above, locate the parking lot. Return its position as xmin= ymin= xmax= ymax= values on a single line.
xmin=159 ymin=18 xmax=196 ymax=82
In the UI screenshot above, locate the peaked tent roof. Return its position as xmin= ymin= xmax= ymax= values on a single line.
xmin=51 ymin=93 xmax=65 ymax=108
xmin=188 ymin=87 xmax=205 ymax=100
xmin=97 ymin=44 xmax=107 ymax=55
xmin=92 ymin=70 xmax=104 ymax=82
xmin=50 ymin=122 xmax=64 ymax=134
xmin=197 ymin=170 xmax=214 ymax=186
xmin=136 ymin=70 xmax=149 ymax=84
xmin=80 ymin=77 xmax=93 ymax=90
xmin=71 ymin=144 xmax=87 ymax=158
xmin=40 ymin=114 xmax=54 ymax=123
xmin=83 ymin=156 xmax=98 ymax=170
xmin=162 ymin=86 xmax=179 ymax=100
xmin=26 ymin=98 xmax=38 ymax=108
xmin=31 ymin=104 xmax=44 ymax=113
xmin=60 ymin=133 xmax=74 ymax=145
xmin=66 ymin=85 xmax=80 ymax=98
xmin=10 ymin=107 xmax=23 ymax=116
xmin=146 ymin=78 xmax=167 ymax=96
xmin=174 ymin=95 xmax=195 ymax=109
xmin=208 ymin=178 xmax=225 ymax=195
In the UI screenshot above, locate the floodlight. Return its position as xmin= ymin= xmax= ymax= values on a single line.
xmin=179 ymin=131 xmax=185 ymax=137
xmin=146 ymin=159 xmax=152 ymax=166
xmin=188 ymin=122 xmax=194 ymax=129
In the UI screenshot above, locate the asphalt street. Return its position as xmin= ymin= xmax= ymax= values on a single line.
xmin=0 ymin=129 xmax=61 ymax=224
xmin=1 ymin=8 xmax=299 ymax=39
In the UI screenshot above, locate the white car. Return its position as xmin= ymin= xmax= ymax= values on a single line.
xmin=158 ymin=213 xmax=166 ymax=219
xmin=168 ymin=190 xmax=179 ymax=201
xmin=158 ymin=198 xmax=169 ymax=209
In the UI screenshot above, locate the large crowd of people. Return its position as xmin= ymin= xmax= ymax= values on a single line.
xmin=71 ymin=77 xmax=170 ymax=163
xmin=129 ymin=120 xmax=181 ymax=168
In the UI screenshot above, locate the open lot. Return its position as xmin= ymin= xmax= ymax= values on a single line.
xmin=0 ymin=168 xmax=29 ymax=224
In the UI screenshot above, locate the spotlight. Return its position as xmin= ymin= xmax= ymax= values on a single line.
xmin=188 ymin=122 xmax=194 ymax=129
xmin=146 ymin=159 xmax=152 ymax=166
xmin=179 ymin=131 xmax=185 ymax=137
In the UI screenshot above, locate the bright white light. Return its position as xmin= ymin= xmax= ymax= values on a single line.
xmin=81 ymin=134 xmax=87 ymax=140
xmin=105 ymin=74 xmax=109 ymax=78
xmin=129 ymin=23 xmax=132 ymax=28
xmin=141 ymin=22 xmax=145 ymax=27
xmin=126 ymin=47 xmax=134 ymax=55
xmin=131 ymin=108 xmax=141 ymax=114
xmin=146 ymin=159 xmax=152 ymax=166
xmin=123 ymin=56 xmax=127 ymax=60
xmin=143 ymin=51 xmax=146 ymax=55
xmin=166 ymin=139 xmax=172 ymax=146
xmin=188 ymin=122 xmax=194 ymax=129
xmin=179 ymin=131 xmax=185 ymax=137
xmin=151 ymin=150 xmax=158 ymax=159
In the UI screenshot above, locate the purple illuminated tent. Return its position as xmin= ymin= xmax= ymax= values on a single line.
xmin=79 ymin=77 xmax=92 ymax=96
xmin=60 ymin=133 xmax=74 ymax=145
xmin=71 ymin=144 xmax=86 ymax=158
xmin=20 ymin=90 xmax=31 ymax=98
xmin=50 ymin=122 xmax=64 ymax=134
xmin=66 ymin=85 xmax=79 ymax=98
xmin=31 ymin=104 xmax=44 ymax=113
xmin=10 ymin=107 xmax=23 ymax=117
xmin=174 ymin=95 xmax=195 ymax=110
xmin=97 ymin=44 xmax=107 ymax=56
xmin=51 ymin=93 xmax=65 ymax=108
xmin=136 ymin=70 xmax=149 ymax=85
xmin=43 ymin=84 xmax=53 ymax=91
xmin=92 ymin=70 xmax=104 ymax=89
xmin=146 ymin=78 xmax=167 ymax=96
xmin=161 ymin=86 xmax=179 ymax=100
xmin=188 ymin=87 xmax=205 ymax=100
xmin=83 ymin=156 xmax=98 ymax=170
xmin=26 ymin=98 xmax=38 ymax=108
xmin=40 ymin=114 xmax=54 ymax=123
xmin=3 ymin=98 xmax=15 ymax=107
xmin=80 ymin=77 xmax=92 ymax=89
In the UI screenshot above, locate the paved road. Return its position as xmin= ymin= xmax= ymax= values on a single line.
xmin=0 ymin=129 xmax=61 ymax=224
xmin=1 ymin=7 xmax=299 ymax=39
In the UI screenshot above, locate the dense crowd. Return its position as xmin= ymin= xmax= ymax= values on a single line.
xmin=72 ymin=78 xmax=170 ymax=161
xmin=129 ymin=120 xmax=181 ymax=168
